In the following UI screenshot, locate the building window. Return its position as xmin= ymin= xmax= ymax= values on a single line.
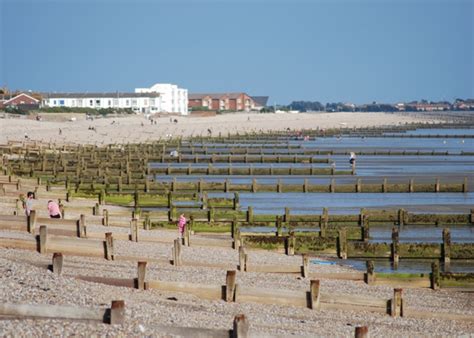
xmin=126 ymin=100 xmax=129 ymax=106
xmin=144 ymin=99 xmax=148 ymax=106
xmin=90 ymin=100 xmax=93 ymax=106
xmin=59 ymin=100 xmax=65 ymax=106
xmin=95 ymin=100 xmax=101 ymax=106
xmin=150 ymin=98 xmax=155 ymax=106
xmin=77 ymin=99 xmax=83 ymax=107
xmin=108 ymin=100 xmax=111 ymax=106
xmin=113 ymin=99 xmax=119 ymax=106
xmin=131 ymin=99 xmax=137 ymax=107
xmin=53 ymin=100 xmax=57 ymax=105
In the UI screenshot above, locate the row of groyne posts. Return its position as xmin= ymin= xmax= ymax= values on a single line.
xmin=0 ymin=136 xmax=473 ymax=332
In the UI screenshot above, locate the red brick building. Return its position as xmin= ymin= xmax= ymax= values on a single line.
xmin=0 ymin=93 xmax=40 ymax=110
xmin=188 ymin=93 xmax=259 ymax=111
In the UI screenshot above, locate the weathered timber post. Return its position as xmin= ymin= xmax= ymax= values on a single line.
xmin=382 ymin=178 xmax=387 ymax=193
xmin=409 ymin=178 xmax=414 ymax=193
xmin=301 ymin=254 xmax=309 ymax=278
xmin=391 ymin=227 xmax=399 ymax=267
xmin=284 ymin=207 xmax=290 ymax=223
xmin=239 ymin=246 xmax=246 ymax=271
xmin=303 ymin=178 xmax=308 ymax=193
xmin=39 ymin=225 xmax=48 ymax=254
xmin=184 ymin=225 xmax=190 ymax=246
xmin=285 ymin=231 xmax=295 ymax=256
xmin=202 ymin=192 xmax=208 ymax=210
xmin=365 ymin=260 xmax=375 ymax=285
xmin=232 ymin=314 xmax=249 ymax=338
xmin=251 ymin=178 xmax=257 ymax=193
xmin=225 ymin=179 xmax=230 ymax=193
xmin=247 ymin=206 xmax=253 ymax=222
xmin=173 ymin=239 xmax=182 ymax=266
xmin=435 ymin=178 xmax=440 ymax=193
xmin=52 ymin=253 xmax=63 ymax=276
xmin=110 ymin=300 xmax=125 ymax=325
xmin=310 ymin=280 xmax=321 ymax=310
xmin=130 ymin=219 xmax=138 ymax=242
xmin=172 ymin=177 xmax=177 ymax=192
xmin=330 ymin=178 xmax=335 ymax=193
xmin=398 ymin=209 xmax=405 ymax=226
xmin=79 ymin=214 xmax=86 ymax=238
xmin=93 ymin=203 xmax=99 ymax=216
xmin=362 ymin=214 xmax=369 ymax=242
xmin=118 ymin=177 xmax=122 ymax=192
xmin=226 ymin=270 xmax=237 ymax=302
xmin=208 ymin=208 xmax=215 ymax=222
xmin=27 ymin=210 xmax=37 ymax=234
xmin=337 ymin=228 xmax=347 ymax=259
xmin=276 ymin=216 xmax=282 ymax=237
xmin=442 ymin=228 xmax=451 ymax=267
xmin=431 ymin=261 xmax=440 ymax=290
xmin=463 ymin=177 xmax=468 ymax=193
xmin=144 ymin=214 xmax=151 ymax=230
xmin=103 ymin=209 xmax=109 ymax=226
xmin=355 ymin=326 xmax=369 ymax=338
xmin=320 ymin=207 xmax=328 ymax=238
xmin=136 ymin=261 xmax=147 ymax=290
xmin=105 ymin=232 xmax=114 ymax=260
xmin=277 ymin=179 xmax=282 ymax=193
xmin=233 ymin=192 xmax=240 ymax=210
xmin=351 ymin=160 xmax=356 ymax=175
xmin=391 ymin=288 xmax=403 ymax=317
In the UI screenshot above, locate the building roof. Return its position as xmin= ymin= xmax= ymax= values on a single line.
xmin=251 ymin=96 xmax=269 ymax=107
xmin=4 ymin=93 xmax=39 ymax=105
xmin=189 ymin=93 xmax=249 ymax=100
xmin=43 ymin=92 xmax=160 ymax=99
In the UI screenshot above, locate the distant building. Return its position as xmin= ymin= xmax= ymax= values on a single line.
xmin=412 ymin=103 xmax=450 ymax=111
xmin=188 ymin=93 xmax=261 ymax=112
xmin=135 ymin=83 xmax=188 ymax=115
xmin=41 ymin=92 xmax=161 ymax=113
xmin=251 ymin=96 xmax=269 ymax=110
xmin=0 ymin=93 xmax=40 ymax=111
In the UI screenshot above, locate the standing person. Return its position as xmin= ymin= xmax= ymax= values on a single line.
xmin=349 ymin=152 xmax=356 ymax=165
xmin=24 ymin=191 xmax=35 ymax=216
xmin=47 ymin=200 xmax=61 ymax=219
xmin=177 ymin=213 xmax=186 ymax=239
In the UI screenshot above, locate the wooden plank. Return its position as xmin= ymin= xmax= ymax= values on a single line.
xmin=0 ymin=303 xmax=105 ymax=322
xmin=245 ymin=264 xmax=301 ymax=274
xmin=0 ymin=237 xmax=37 ymax=250
xmin=144 ymin=325 xmax=229 ymax=338
xmin=375 ymin=277 xmax=431 ymax=288
xmin=145 ymin=280 xmax=222 ymax=300
xmin=235 ymin=286 xmax=307 ymax=307
xmin=308 ymin=272 xmax=365 ymax=281
xmin=403 ymin=308 xmax=474 ymax=322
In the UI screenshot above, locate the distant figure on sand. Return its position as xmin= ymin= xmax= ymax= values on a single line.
xmin=24 ymin=191 xmax=35 ymax=216
xmin=349 ymin=152 xmax=356 ymax=165
xmin=177 ymin=214 xmax=186 ymax=238
xmin=47 ymin=200 xmax=61 ymax=218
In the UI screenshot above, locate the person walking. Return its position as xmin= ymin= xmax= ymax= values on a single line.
xmin=177 ymin=213 xmax=186 ymax=239
xmin=24 ymin=191 xmax=35 ymax=216
xmin=47 ymin=200 xmax=61 ymax=218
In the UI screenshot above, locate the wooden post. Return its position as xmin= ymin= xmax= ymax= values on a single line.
xmin=276 ymin=216 xmax=282 ymax=237
xmin=277 ymin=179 xmax=282 ymax=193
xmin=303 ymin=179 xmax=308 ymax=193
xmin=251 ymin=178 xmax=257 ymax=193
xmin=247 ymin=206 xmax=253 ymax=222
xmin=362 ymin=215 xmax=369 ymax=242
xmin=330 ymin=178 xmax=335 ymax=193
xmin=356 ymin=178 xmax=362 ymax=193
xmin=105 ymin=232 xmax=114 ymax=260
xmin=233 ymin=192 xmax=240 ymax=210
xmin=391 ymin=227 xmax=399 ymax=267
xmin=39 ymin=225 xmax=48 ymax=254
xmin=338 ymin=229 xmax=347 ymax=259
xmin=435 ymin=178 xmax=440 ymax=193
xmin=321 ymin=208 xmax=328 ymax=238
xmin=225 ymin=270 xmax=236 ymax=302
xmin=27 ymin=210 xmax=37 ymax=234
xmin=130 ymin=219 xmax=138 ymax=242
xmin=202 ymin=192 xmax=208 ymax=210
xmin=355 ymin=326 xmax=369 ymax=338
xmin=463 ymin=177 xmax=468 ymax=193
xmin=78 ymin=214 xmax=86 ymax=238
xmin=137 ymin=261 xmax=147 ymax=290
xmin=365 ymin=260 xmax=375 ymax=285
xmin=398 ymin=209 xmax=405 ymax=226
xmin=391 ymin=288 xmax=403 ymax=317
xmin=409 ymin=178 xmax=414 ymax=193
xmin=99 ymin=189 xmax=106 ymax=205
xmin=109 ymin=300 xmax=125 ymax=325
xmin=184 ymin=226 xmax=190 ymax=246
xmin=310 ymin=280 xmax=321 ymax=310
xmin=301 ymin=254 xmax=309 ymax=278
xmin=232 ymin=314 xmax=249 ymax=338
xmin=285 ymin=231 xmax=295 ymax=256
xmin=442 ymin=228 xmax=451 ymax=266
xmin=173 ymin=239 xmax=182 ymax=266
xmin=431 ymin=261 xmax=440 ymax=290
xmin=239 ymin=246 xmax=246 ymax=271
xmin=351 ymin=160 xmax=356 ymax=175
xmin=52 ymin=253 xmax=63 ymax=276
xmin=382 ymin=178 xmax=387 ymax=193
xmin=103 ymin=209 xmax=109 ymax=226
xmin=284 ymin=207 xmax=290 ymax=223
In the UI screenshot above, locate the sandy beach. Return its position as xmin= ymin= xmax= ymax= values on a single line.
xmin=0 ymin=112 xmax=435 ymax=145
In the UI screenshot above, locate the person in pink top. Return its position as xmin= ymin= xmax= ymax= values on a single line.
xmin=47 ymin=200 xmax=61 ymax=218
xmin=177 ymin=214 xmax=186 ymax=238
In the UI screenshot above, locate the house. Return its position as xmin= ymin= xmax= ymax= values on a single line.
xmin=188 ymin=93 xmax=260 ymax=112
xmin=251 ymin=96 xmax=269 ymax=110
xmin=135 ymin=83 xmax=188 ymax=115
xmin=0 ymin=93 xmax=40 ymax=111
xmin=41 ymin=92 xmax=161 ymax=114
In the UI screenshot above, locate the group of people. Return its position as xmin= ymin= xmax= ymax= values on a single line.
xmin=23 ymin=192 xmax=62 ymax=218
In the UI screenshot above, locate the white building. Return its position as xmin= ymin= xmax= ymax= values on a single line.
xmin=42 ymin=92 xmax=161 ymax=114
xmin=135 ymin=83 xmax=188 ymax=115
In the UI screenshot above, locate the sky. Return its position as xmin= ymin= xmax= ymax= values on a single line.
xmin=0 ymin=0 xmax=473 ymax=105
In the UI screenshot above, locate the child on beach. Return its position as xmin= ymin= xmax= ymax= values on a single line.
xmin=47 ymin=200 xmax=61 ymax=219
xmin=23 ymin=191 xmax=35 ymax=216
xmin=177 ymin=214 xmax=186 ymax=238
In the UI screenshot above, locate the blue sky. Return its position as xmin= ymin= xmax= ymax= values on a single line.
xmin=1 ymin=0 xmax=472 ymax=104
